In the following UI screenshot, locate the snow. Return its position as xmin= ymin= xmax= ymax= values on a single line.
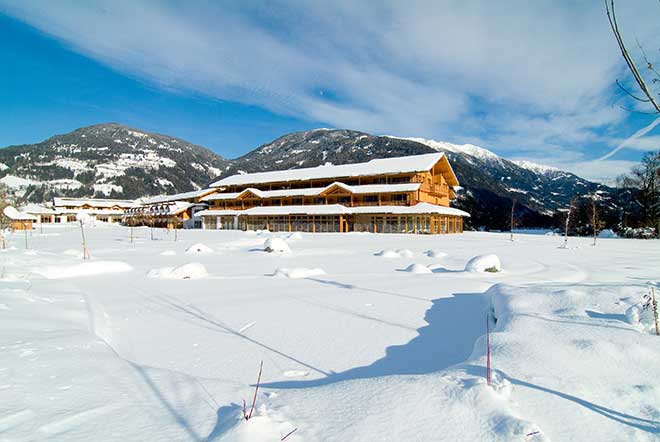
xmin=1 ymin=226 xmax=659 ymax=442
xmin=273 ymin=267 xmax=326 ymax=279
xmin=93 ymin=183 xmax=123 ymax=195
xmin=598 ymin=229 xmax=618 ymax=238
xmin=3 ymin=206 xmax=37 ymax=221
xmin=210 ymin=153 xmax=445 ymax=187
xmin=142 ymin=188 xmax=215 ymax=205
xmin=625 ymin=299 xmax=659 ymax=333
xmin=148 ymin=263 xmax=208 ymax=280
xmin=375 ymin=249 xmax=401 ymax=258
xmin=402 ymin=263 xmax=433 ymax=274
xmin=264 ymin=237 xmax=291 ymax=253
xmin=185 ymin=243 xmax=213 ymax=254
xmin=512 ymin=159 xmax=560 ymax=175
xmin=465 ymin=254 xmax=502 ymax=273
xmin=0 ymin=174 xmax=41 ymax=188
xmin=31 ymin=260 xmax=133 ymax=279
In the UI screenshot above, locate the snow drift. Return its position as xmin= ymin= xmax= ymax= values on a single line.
xmin=185 ymin=243 xmax=213 ymax=254
xmin=32 ymin=261 xmax=133 ymax=279
xmin=273 ymin=267 xmax=325 ymax=279
xmin=148 ymin=263 xmax=208 ymax=280
xmin=465 ymin=254 xmax=501 ymax=273
xmin=403 ymin=263 xmax=433 ymax=274
xmin=264 ymin=238 xmax=291 ymax=253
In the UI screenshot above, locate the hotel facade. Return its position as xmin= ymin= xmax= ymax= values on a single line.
xmin=197 ymin=153 xmax=469 ymax=234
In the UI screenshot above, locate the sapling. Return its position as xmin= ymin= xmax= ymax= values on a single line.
xmin=242 ymin=360 xmax=264 ymax=421
xmin=561 ymin=197 xmax=577 ymax=249
xmin=76 ymin=213 xmax=91 ymax=259
xmin=642 ymin=287 xmax=659 ymax=336
xmin=486 ymin=314 xmax=492 ymax=386
xmin=23 ymin=222 xmax=28 ymax=249
xmin=509 ymin=199 xmax=516 ymax=242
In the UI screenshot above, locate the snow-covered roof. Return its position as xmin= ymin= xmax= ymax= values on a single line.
xmin=3 ymin=206 xmax=37 ymax=221
xmin=53 ymin=197 xmax=136 ymax=209
xmin=210 ymin=153 xmax=445 ymax=187
xmin=197 ymin=202 xmax=469 ymax=217
xmin=203 ymin=182 xmax=422 ymax=201
xmin=21 ymin=203 xmax=55 ymax=214
xmin=141 ymin=188 xmax=216 ymax=205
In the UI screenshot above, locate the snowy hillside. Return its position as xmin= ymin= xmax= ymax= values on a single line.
xmin=2 ymin=226 xmax=658 ymax=441
xmin=0 ymin=123 xmax=229 ymax=201
xmin=0 ymin=125 xmax=623 ymax=229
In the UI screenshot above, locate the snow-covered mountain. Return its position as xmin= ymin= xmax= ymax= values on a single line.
xmin=0 ymin=125 xmax=621 ymax=229
xmin=0 ymin=123 xmax=230 ymax=200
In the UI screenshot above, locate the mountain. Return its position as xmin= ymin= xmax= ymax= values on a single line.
xmin=0 ymin=123 xmax=230 ymax=200
xmin=0 ymin=124 xmax=622 ymax=229
xmin=226 ymin=129 xmax=619 ymax=229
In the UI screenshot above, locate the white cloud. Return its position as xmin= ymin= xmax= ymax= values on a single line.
xmin=1 ymin=0 xmax=659 ymax=180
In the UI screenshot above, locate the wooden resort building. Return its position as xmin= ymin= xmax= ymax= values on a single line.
xmin=122 ymin=188 xmax=216 ymax=229
xmin=197 ymin=153 xmax=469 ymax=234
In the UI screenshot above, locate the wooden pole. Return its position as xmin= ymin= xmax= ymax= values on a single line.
xmin=79 ymin=220 xmax=90 ymax=259
xmin=23 ymin=222 xmax=28 ymax=249
xmin=652 ymin=287 xmax=659 ymax=336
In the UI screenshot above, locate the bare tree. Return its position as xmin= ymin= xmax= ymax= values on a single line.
xmin=605 ymin=0 xmax=660 ymax=113
xmin=620 ymin=152 xmax=660 ymax=233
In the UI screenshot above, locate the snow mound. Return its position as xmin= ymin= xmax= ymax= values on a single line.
xmin=148 ymin=263 xmax=208 ymax=280
xmin=403 ymin=263 xmax=433 ymax=274
xmin=598 ymin=229 xmax=618 ymax=238
xmin=465 ymin=254 xmax=501 ymax=273
xmin=425 ymin=249 xmax=447 ymax=258
xmin=375 ymin=249 xmax=402 ymax=258
xmin=625 ymin=302 xmax=658 ymax=333
xmin=264 ymin=238 xmax=291 ymax=253
xmin=62 ymin=249 xmax=84 ymax=257
xmin=214 ymin=404 xmax=298 ymax=442
xmin=32 ymin=261 xmax=133 ymax=279
xmin=160 ymin=250 xmax=177 ymax=256
xmin=185 ymin=243 xmax=213 ymax=254
xmin=396 ymin=249 xmax=414 ymax=258
xmin=273 ymin=267 xmax=325 ymax=279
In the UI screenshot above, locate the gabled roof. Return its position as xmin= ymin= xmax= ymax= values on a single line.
xmin=141 ymin=188 xmax=216 ymax=205
xmin=210 ymin=153 xmax=446 ymax=187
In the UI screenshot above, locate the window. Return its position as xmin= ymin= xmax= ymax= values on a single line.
xmin=391 ymin=194 xmax=408 ymax=201
xmin=363 ymin=195 xmax=378 ymax=203
xmin=337 ymin=196 xmax=351 ymax=203
xmin=292 ymin=198 xmax=303 ymax=205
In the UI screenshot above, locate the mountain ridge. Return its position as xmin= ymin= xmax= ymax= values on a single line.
xmin=0 ymin=123 xmax=620 ymax=229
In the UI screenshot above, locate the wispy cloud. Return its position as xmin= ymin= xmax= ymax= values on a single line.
xmin=1 ymin=0 xmax=659 ymax=181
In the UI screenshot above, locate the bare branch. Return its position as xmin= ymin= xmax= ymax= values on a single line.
xmin=616 ymin=79 xmax=650 ymax=102
xmin=606 ymin=0 xmax=660 ymax=113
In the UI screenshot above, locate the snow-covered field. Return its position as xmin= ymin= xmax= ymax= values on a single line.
xmin=1 ymin=225 xmax=658 ymax=441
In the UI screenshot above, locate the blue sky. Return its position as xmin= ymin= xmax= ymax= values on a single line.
xmin=1 ymin=1 xmax=659 ymax=182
